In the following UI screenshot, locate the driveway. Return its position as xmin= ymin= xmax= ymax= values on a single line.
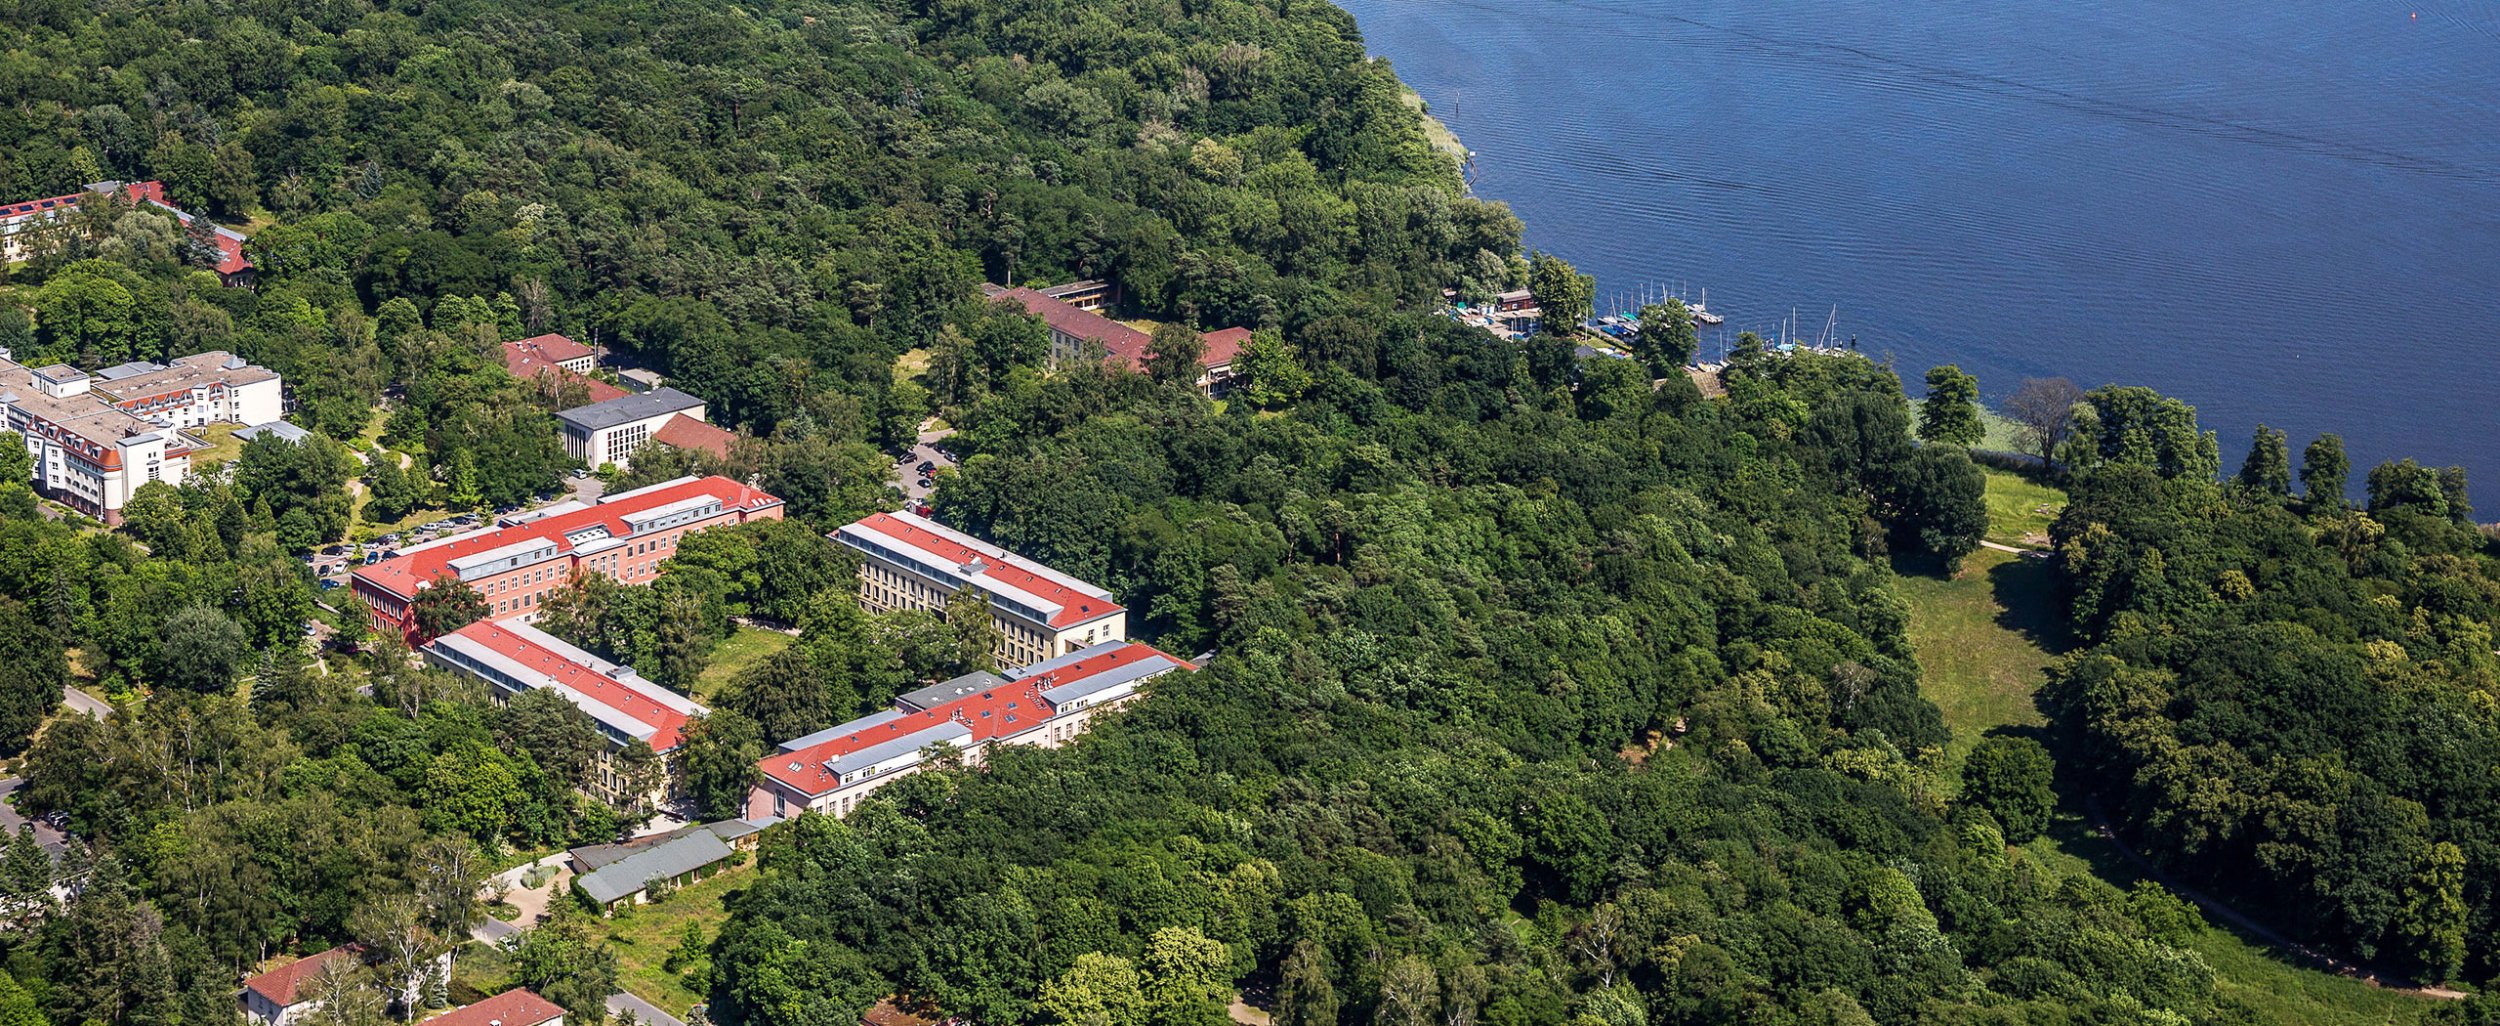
xmin=607 ymin=992 xmax=688 ymax=1026
xmin=472 ymin=852 xmax=574 ymax=944
xmin=0 ymin=778 xmax=67 ymax=854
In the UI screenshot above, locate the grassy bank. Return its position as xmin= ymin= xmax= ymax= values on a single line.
xmin=1898 ymin=473 xmax=2438 ymax=1023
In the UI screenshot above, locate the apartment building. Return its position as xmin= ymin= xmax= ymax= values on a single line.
xmin=352 ymin=475 xmax=784 ymax=639
xmin=423 ymin=619 xmax=705 ymax=806
xmin=0 ymin=357 xmax=194 ymax=522
xmin=555 ymin=387 xmax=726 ymax=471
xmin=88 ymin=352 xmax=283 ymax=429
xmin=835 ymin=511 xmax=1127 ymax=667
xmin=746 ymin=640 xmax=1193 ymax=821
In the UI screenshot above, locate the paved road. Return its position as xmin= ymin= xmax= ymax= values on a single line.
xmin=59 ymin=687 xmax=110 ymax=720
xmin=607 ymin=991 xmax=688 ymax=1026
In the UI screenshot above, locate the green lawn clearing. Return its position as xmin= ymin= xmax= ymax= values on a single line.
xmin=595 ymin=862 xmax=755 ymax=1017
xmin=695 ymin=626 xmax=794 ymax=700
xmin=1982 ymin=468 xmax=2065 ymax=549
xmin=1897 ymin=547 xmax=2063 ymax=771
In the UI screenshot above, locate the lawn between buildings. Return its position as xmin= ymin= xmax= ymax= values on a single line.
xmin=693 ymin=626 xmax=794 ymax=701
xmin=594 ymin=860 xmax=756 ymax=1017
xmin=1896 ymin=474 xmax=2432 ymax=1023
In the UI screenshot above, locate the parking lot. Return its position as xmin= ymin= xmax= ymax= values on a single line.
xmin=895 ymin=425 xmax=959 ymax=505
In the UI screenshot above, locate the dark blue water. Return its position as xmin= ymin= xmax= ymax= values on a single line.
xmin=1339 ymin=0 xmax=2500 ymax=507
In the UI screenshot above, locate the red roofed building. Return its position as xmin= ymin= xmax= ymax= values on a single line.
xmin=423 ymin=619 xmax=707 ymax=805
xmin=352 ymin=475 xmax=783 ymax=641
xmin=747 ymin=640 xmax=1194 ymax=821
xmin=503 ymin=334 xmax=627 ymax=405
xmin=420 ymin=989 xmax=565 ymax=1026
xmin=987 ymin=286 xmax=1250 ymax=396
xmin=650 ymin=413 xmax=739 ymax=462
xmin=241 ymin=945 xmax=363 ymax=1026
xmin=3 ymin=181 xmax=255 ymax=286
xmin=835 ymin=510 xmax=1125 ymax=667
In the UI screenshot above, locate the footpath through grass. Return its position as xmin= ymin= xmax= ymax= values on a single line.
xmin=1899 ymin=472 xmax=2436 ymax=1023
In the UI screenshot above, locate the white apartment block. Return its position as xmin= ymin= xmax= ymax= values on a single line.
xmin=0 ymin=351 xmax=285 ymax=523
xmin=747 ymin=641 xmax=1192 ymax=821
xmin=89 ymin=352 xmax=283 ymax=429
xmin=834 ymin=511 xmax=1128 ymax=668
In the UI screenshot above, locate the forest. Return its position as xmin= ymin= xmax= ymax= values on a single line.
xmin=0 ymin=0 xmax=2491 ymax=1024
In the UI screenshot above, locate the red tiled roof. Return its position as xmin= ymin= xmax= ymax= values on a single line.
xmin=759 ymin=683 xmax=1054 ymax=798
xmin=510 ymin=333 xmax=594 ymax=363
xmin=503 ymin=336 xmax=626 ymax=403
xmin=421 ymin=989 xmax=564 ymax=1026
xmin=997 ymin=288 xmax=1149 ymax=355
xmin=652 ymin=414 xmax=738 ymax=461
xmin=243 ymin=945 xmax=363 ymax=1007
xmin=354 ymin=476 xmax=781 ymax=601
xmin=994 ymin=289 xmax=1247 ymax=373
xmin=1021 ymin=642 xmax=1199 ymax=689
xmin=846 ymin=512 xmax=1122 ymax=629
xmin=1198 ymin=327 xmax=1251 ymax=369
xmin=436 ymin=620 xmax=697 ymax=750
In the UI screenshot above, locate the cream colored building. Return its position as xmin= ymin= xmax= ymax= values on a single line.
xmin=834 ymin=510 xmax=1127 ymax=667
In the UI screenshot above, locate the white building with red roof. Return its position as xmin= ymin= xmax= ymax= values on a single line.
xmin=352 ymin=475 xmax=783 ymax=640
xmin=420 ymin=990 xmax=564 ymax=1026
xmin=240 ymin=945 xmax=364 ymax=1026
xmin=747 ymin=640 xmax=1194 ymax=821
xmin=2 ymin=181 xmax=254 ymax=286
xmin=835 ymin=510 xmax=1126 ymax=668
xmin=423 ymin=619 xmax=707 ymax=805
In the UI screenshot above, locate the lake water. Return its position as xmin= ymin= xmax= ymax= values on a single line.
xmin=1338 ymin=0 xmax=2500 ymax=508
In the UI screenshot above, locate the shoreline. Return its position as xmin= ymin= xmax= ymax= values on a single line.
xmin=1395 ymin=81 xmax=1470 ymax=168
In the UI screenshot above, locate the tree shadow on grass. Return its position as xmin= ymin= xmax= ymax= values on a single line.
xmin=1986 ymin=554 xmax=2075 ymax=655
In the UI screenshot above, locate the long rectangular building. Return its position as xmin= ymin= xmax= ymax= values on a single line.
xmin=353 ymin=475 xmax=783 ymax=639
xmin=747 ymin=640 xmax=1192 ymax=821
xmin=423 ymin=619 xmax=705 ymax=805
xmin=835 ymin=511 xmax=1126 ymax=667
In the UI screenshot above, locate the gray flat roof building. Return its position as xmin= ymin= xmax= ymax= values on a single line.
xmin=556 ymin=387 xmax=705 ymax=432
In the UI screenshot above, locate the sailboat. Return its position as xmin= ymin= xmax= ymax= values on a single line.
xmin=1689 ymin=287 xmax=1725 ymax=325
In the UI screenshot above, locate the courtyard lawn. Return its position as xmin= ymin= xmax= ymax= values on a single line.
xmin=695 ymin=626 xmax=794 ymax=700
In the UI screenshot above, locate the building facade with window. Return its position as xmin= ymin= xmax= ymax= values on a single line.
xmin=88 ymin=351 xmax=283 ymax=429
xmin=422 ymin=619 xmax=704 ymax=806
xmin=555 ymin=387 xmax=712 ymax=471
xmin=835 ymin=511 xmax=1127 ymax=667
xmin=0 ymin=357 xmax=194 ymax=522
xmin=745 ymin=641 xmax=1193 ymax=821
xmin=352 ymin=475 xmax=784 ymax=639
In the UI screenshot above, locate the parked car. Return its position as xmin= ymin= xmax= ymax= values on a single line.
xmin=319 ymin=579 xmax=342 ymax=591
